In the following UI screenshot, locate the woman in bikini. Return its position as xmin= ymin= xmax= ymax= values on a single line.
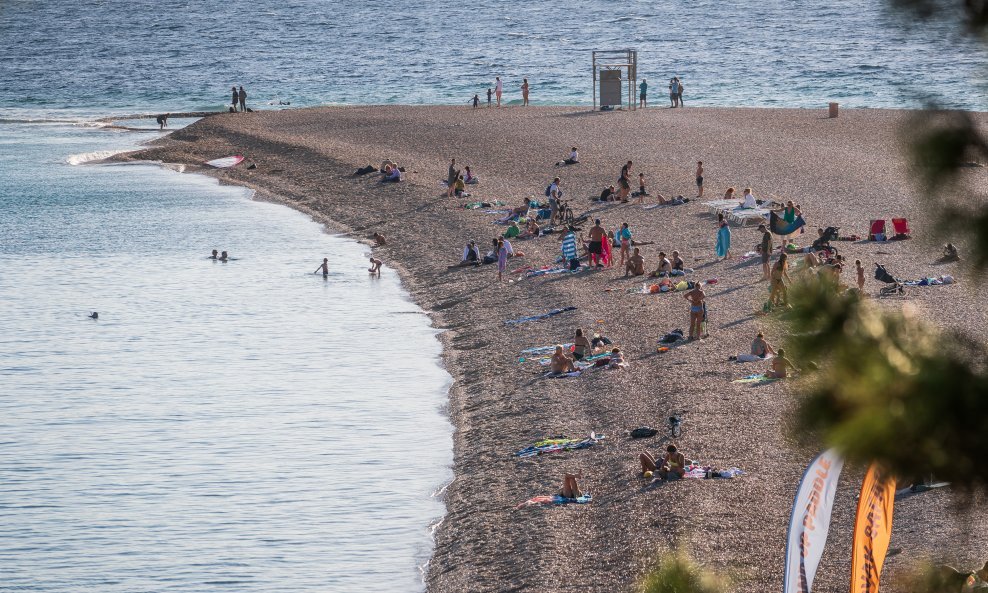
xmin=770 ymin=253 xmax=792 ymax=306
xmin=572 ymin=328 xmax=592 ymax=360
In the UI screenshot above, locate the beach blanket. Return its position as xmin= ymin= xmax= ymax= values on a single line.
xmin=544 ymin=369 xmax=583 ymax=378
xmin=770 ymin=211 xmax=806 ymax=235
xmin=526 ymin=266 xmax=570 ymax=278
xmin=515 ymin=433 xmax=604 ymax=458
xmin=505 ymin=306 xmax=577 ymax=325
xmin=681 ymin=464 xmax=746 ymax=479
xmin=902 ymin=276 xmax=955 ymax=286
xmin=516 ymin=493 xmax=592 ymax=509
xmin=462 ymin=200 xmax=505 ymax=209
xmin=731 ymin=373 xmax=780 ymax=385
xmin=520 ymin=344 xmax=574 ymax=356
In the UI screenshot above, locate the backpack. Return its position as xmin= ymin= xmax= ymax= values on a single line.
xmin=545 ymin=184 xmax=553 ymax=197
xmin=630 ymin=427 xmax=658 ymax=439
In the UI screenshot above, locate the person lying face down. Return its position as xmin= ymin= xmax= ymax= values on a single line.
xmin=625 ymin=247 xmax=645 ymax=276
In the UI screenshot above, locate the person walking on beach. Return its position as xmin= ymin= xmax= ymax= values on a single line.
xmin=695 ymin=161 xmax=704 ymax=197
xmin=639 ymin=78 xmax=648 ymax=108
xmin=685 ymin=282 xmax=706 ymax=340
xmin=618 ymin=222 xmax=632 ymax=266
xmin=495 ymin=76 xmax=503 ymax=106
xmin=521 ymin=78 xmax=530 ymax=106
xmin=676 ymin=77 xmax=684 ymax=107
xmin=759 ymin=223 xmax=773 ymax=281
xmin=238 ymin=86 xmax=247 ymax=112
xmin=314 ymin=258 xmax=329 ymax=276
xmin=231 ymin=86 xmax=239 ymax=111
xmin=669 ymin=77 xmax=680 ymax=108
xmin=588 ymin=219 xmax=606 ymax=268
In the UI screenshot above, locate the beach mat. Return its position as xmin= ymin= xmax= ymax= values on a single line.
xmin=505 ymin=306 xmax=577 ymax=325
xmin=516 ymin=493 xmax=592 ymax=509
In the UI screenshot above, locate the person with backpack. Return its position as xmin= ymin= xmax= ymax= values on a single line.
xmin=546 ymin=177 xmax=562 ymax=224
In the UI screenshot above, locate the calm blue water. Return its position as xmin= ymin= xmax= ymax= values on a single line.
xmin=0 ymin=122 xmax=453 ymax=592
xmin=0 ymin=0 xmax=986 ymax=118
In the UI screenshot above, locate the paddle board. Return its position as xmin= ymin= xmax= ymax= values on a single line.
xmin=205 ymin=155 xmax=245 ymax=168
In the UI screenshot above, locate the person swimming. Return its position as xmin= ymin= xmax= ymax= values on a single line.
xmin=209 ymin=249 xmax=218 ymax=260
xmin=314 ymin=258 xmax=329 ymax=276
xmin=88 ymin=312 xmax=99 ymax=320
xmin=219 ymin=251 xmax=229 ymax=262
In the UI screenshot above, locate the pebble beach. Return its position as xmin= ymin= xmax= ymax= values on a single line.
xmin=123 ymin=105 xmax=988 ymax=593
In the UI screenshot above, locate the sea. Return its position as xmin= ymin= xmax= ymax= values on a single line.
xmin=0 ymin=1 xmax=985 ymax=592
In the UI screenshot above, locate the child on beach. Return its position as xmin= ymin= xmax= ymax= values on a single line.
xmin=695 ymin=161 xmax=704 ymax=198
xmin=314 ymin=258 xmax=329 ymax=276
xmin=635 ymin=172 xmax=648 ymax=203
xmin=487 ymin=88 xmax=493 ymax=107
xmin=618 ymin=222 xmax=632 ymax=266
xmin=471 ymin=94 xmax=480 ymax=109
xmin=368 ymin=257 xmax=382 ymax=276
xmin=855 ymin=259 xmax=865 ymax=291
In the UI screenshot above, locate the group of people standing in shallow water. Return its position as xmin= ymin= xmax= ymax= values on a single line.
xmin=471 ymin=76 xmax=530 ymax=108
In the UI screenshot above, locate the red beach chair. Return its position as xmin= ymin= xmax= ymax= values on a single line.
xmin=869 ymin=219 xmax=887 ymax=241
xmin=891 ymin=218 xmax=911 ymax=239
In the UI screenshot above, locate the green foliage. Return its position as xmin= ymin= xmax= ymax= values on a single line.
xmin=639 ymin=548 xmax=730 ymax=593
xmin=784 ymin=274 xmax=988 ymax=489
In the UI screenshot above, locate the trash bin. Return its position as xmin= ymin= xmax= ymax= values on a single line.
xmin=828 ymin=102 xmax=839 ymax=118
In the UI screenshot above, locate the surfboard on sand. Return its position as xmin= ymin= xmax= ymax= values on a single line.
xmin=205 ymin=155 xmax=245 ymax=168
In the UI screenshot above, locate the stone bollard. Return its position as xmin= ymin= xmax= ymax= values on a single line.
xmin=829 ymin=102 xmax=839 ymax=118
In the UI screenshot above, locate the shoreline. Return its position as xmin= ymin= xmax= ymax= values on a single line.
xmin=115 ymin=105 xmax=988 ymax=592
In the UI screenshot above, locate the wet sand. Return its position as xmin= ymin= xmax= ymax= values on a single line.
xmin=121 ymin=105 xmax=988 ymax=593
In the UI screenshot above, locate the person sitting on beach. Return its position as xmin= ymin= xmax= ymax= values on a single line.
xmin=464 ymin=166 xmax=478 ymax=184
xmin=550 ymin=345 xmax=577 ymax=373
xmin=599 ymin=185 xmax=618 ymax=202
xmin=314 ymin=257 xmax=329 ymax=276
xmin=372 ymin=232 xmax=387 ymax=246
xmin=364 ymin=257 xmax=380 ymax=276
xmin=943 ymin=243 xmax=960 ymax=262
xmin=559 ymin=473 xmax=583 ymax=499
xmin=209 ymin=249 xmax=219 ymax=260
xmin=504 ymin=221 xmax=521 ymax=239
xmin=591 ymin=333 xmax=613 ymax=351
xmin=650 ymin=252 xmax=672 ymax=277
xmin=625 ymin=247 xmax=645 ymax=277
xmin=522 ymin=218 xmax=541 ymax=239
xmin=452 ymin=174 xmax=466 ymax=196
xmin=736 ymin=332 xmax=776 ymax=362
xmin=741 ymin=188 xmax=757 ymax=209
xmin=724 ymin=187 xmax=736 ymax=201
xmin=573 ymin=328 xmax=592 ymax=360
xmin=641 ymin=444 xmax=687 ymax=479
xmin=670 ymin=250 xmax=685 ymax=272
xmin=486 ymin=237 xmax=518 ymax=263
xmin=767 ymin=348 xmax=798 ymax=378
xmin=458 ymin=241 xmax=481 ymax=266
xmin=156 ymin=113 xmax=169 ymax=130
xmin=558 ymin=147 xmax=579 ymax=166
xmin=219 ymin=251 xmax=229 ymax=262
xmin=382 ymin=164 xmax=402 ymax=183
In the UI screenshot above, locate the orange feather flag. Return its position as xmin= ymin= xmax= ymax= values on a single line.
xmin=850 ymin=464 xmax=896 ymax=593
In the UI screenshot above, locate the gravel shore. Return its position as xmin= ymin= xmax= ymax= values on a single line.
xmin=123 ymin=105 xmax=988 ymax=593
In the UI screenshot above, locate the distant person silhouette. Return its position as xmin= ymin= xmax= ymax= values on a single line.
xmin=238 ymin=86 xmax=247 ymax=112
xmin=314 ymin=258 xmax=329 ymax=276
xmin=156 ymin=113 xmax=169 ymax=129
xmin=231 ymin=86 xmax=239 ymax=111
xmin=88 ymin=312 xmax=99 ymax=320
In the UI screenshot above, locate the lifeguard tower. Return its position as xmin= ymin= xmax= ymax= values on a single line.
xmin=592 ymin=49 xmax=638 ymax=111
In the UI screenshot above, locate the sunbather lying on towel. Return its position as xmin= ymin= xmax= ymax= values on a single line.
xmin=640 ymin=444 xmax=687 ymax=479
xmin=551 ymin=345 xmax=576 ymax=374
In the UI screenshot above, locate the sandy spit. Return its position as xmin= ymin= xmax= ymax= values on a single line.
xmin=120 ymin=105 xmax=988 ymax=593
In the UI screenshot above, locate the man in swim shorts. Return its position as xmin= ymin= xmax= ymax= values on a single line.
xmin=625 ymin=247 xmax=645 ymax=277
xmin=695 ymin=161 xmax=704 ymax=198
xmin=587 ymin=219 xmax=606 ymax=267
xmin=685 ymin=282 xmax=706 ymax=339
xmin=639 ymin=78 xmax=647 ymax=108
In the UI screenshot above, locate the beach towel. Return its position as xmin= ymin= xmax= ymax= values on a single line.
xmin=516 ymin=493 xmax=592 ymax=509
xmin=715 ymin=224 xmax=731 ymax=258
xmin=770 ymin=211 xmax=806 ymax=236
xmin=520 ymin=343 xmax=574 ymax=356
xmin=505 ymin=306 xmax=577 ymax=325
xmin=732 ymin=373 xmax=780 ymax=385
xmin=544 ymin=369 xmax=583 ymax=378
xmin=515 ymin=433 xmax=605 ymax=457
xmin=681 ymin=464 xmax=746 ymax=479
xmin=526 ymin=267 xmax=570 ymax=278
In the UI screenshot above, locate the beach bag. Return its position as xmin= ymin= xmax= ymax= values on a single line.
xmin=630 ymin=427 xmax=658 ymax=439
xmin=545 ymin=185 xmax=552 ymax=197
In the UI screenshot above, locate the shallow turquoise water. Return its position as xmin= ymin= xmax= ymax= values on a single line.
xmin=0 ymin=123 xmax=453 ymax=592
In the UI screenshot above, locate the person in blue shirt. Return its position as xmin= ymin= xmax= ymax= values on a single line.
xmin=639 ymin=78 xmax=648 ymax=108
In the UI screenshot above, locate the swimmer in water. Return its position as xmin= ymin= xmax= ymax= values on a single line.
xmin=314 ymin=258 xmax=329 ymax=276
xmin=219 ymin=251 xmax=229 ymax=262
xmin=209 ymin=249 xmax=218 ymax=259
xmin=368 ymin=257 xmax=382 ymax=276
xmin=89 ymin=312 xmax=99 ymax=320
